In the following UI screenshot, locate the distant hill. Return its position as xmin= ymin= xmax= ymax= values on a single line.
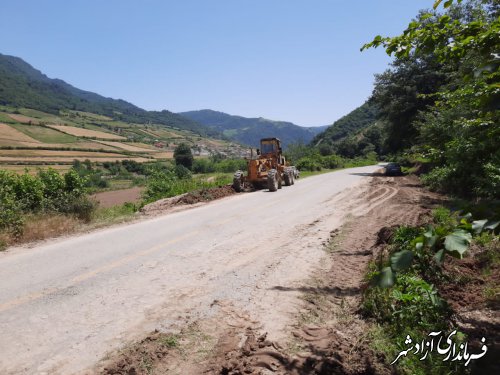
xmin=0 ymin=53 xmax=215 ymax=136
xmin=179 ymin=109 xmax=328 ymax=148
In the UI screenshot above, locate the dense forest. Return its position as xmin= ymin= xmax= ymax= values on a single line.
xmin=0 ymin=54 xmax=216 ymax=137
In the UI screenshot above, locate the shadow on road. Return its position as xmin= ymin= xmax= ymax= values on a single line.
xmin=271 ymin=285 xmax=360 ymax=298
xmin=349 ymin=172 xmax=386 ymax=177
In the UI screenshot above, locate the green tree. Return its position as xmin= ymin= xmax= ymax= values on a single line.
xmin=362 ymin=0 xmax=500 ymax=198
xmin=173 ymin=143 xmax=194 ymax=170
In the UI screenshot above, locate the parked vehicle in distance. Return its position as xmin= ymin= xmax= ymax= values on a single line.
xmin=385 ymin=162 xmax=402 ymax=176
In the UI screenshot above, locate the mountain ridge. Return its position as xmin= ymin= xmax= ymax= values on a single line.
xmin=0 ymin=53 xmax=216 ymax=137
xmin=178 ymin=109 xmax=328 ymax=148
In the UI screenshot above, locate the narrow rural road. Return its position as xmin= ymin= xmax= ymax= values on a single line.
xmin=0 ymin=165 xmax=388 ymax=374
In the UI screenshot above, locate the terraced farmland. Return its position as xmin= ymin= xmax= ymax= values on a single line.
xmin=47 ymin=125 xmax=127 ymax=140
xmin=0 ymin=106 xmax=246 ymax=173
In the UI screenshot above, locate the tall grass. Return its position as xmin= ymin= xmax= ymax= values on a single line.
xmin=143 ymin=172 xmax=231 ymax=203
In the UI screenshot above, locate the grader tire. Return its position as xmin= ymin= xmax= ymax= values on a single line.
xmin=233 ymin=178 xmax=242 ymax=192
xmin=267 ymin=169 xmax=278 ymax=192
xmin=233 ymin=170 xmax=243 ymax=192
xmin=284 ymin=172 xmax=291 ymax=186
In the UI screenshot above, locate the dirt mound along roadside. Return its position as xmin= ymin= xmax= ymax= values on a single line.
xmin=141 ymin=185 xmax=237 ymax=215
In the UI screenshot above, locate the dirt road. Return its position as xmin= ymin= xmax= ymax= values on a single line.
xmin=0 ymin=165 xmax=385 ymax=374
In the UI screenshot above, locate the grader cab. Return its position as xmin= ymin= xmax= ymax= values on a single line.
xmin=233 ymin=138 xmax=297 ymax=192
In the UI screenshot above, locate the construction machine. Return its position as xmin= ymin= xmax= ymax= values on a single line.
xmin=232 ymin=137 xmax=297 ymax=192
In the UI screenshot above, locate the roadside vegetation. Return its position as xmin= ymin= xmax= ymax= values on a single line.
xmin=284 ymin=141 xmax=378 ymax=172
xmin=363 ymin=206 xmax=499 ymax=374
xmin=0 ymin=143 xmax=244 ymax=250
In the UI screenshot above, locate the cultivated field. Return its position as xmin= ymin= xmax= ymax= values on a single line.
xmin=151 ymin=151 xmax=174 ymax=159
xmin=7 ymin=114 xmax=40 ymax=124
xmin=0 ymin=149 xmax=125 ymax=158
xmin=95 ymin=140 xmax=157 ymax=152
xmin=47 ymin=125 xmax=127 ymax=140
xmin=0 ymin=164 xmax=72 ymax=173
xmin=0 ymin=123 xmax=40 ymax=143
xmin=0 ymin=156 xmax=150 ymax=163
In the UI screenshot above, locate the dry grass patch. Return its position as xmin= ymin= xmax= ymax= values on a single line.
xmin=0 ymin=149 xmax=124 ymax=157
xmin=0 ymin=164 xmax=72 ymax=174
xmin=0 ymin=156 xmax=150 ymax=163
xmin=95 ymin=140 xmax=156 ymax=152
xmin=151 ymin=151 xmax=174 ymax=159
xmin=47 ymin=125 xmax=126 ymax=140
xmin=0 ymin=214 xmax=81 ymax=250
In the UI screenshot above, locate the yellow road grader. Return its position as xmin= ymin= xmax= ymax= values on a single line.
xmin=232 ymin=137 xmax=298 ymax=192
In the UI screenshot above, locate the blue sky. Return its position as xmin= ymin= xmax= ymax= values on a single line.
xmin=1 ymin=0 xmax=432 ymax=126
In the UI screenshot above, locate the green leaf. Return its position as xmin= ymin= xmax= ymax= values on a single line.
xmin=444 ymin=230 xmax=472 ymax=258
xmin=434 ymin=249 xmax=445 ymax=265
xmin=424 ymin=228 xmax=438 ymax=248
xmin=379 ymin=267 xmax=395 ymax=288
xmin=433 ymin=0 xmax=443 ymax=9
xmin=458 ymin=212 xmax=472 ymax=221
xmin=484 ymin=220 xmax=499 ymax=231
xmin=472 ymin=219 xmax=488 ymax=234
xmin=391 ymin=250 xmax=414 ymax=271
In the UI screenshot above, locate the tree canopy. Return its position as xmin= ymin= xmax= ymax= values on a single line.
xmin=362 ymin=0 xmax=499 ymax=198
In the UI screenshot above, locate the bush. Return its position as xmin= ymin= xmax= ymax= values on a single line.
xmin=0 ymin=168 xmax=96 ymax=235
xmin=174 ymin=164 xmax=192 ymax=180
xmin=192 ymin=158 xmax=216 ymax=174
xmin=58 ymin=195 xmax=97 ymax=222
xmin=297 ymin=157 xmax=322 ymax=171
xmin=320 ymin=154 xmax=344 ymax=169
xmin=363 ymin=273 xmax=448 ymax=331
xmin=214 ymin=159 xmax=247 ymax=173
xmin=0 ymin=179 xmax=24 ymax=236
xmin=421 ymin=166 xmax=454 ymax=192
xmin=143 ymin=171 xmax=177 ymax=202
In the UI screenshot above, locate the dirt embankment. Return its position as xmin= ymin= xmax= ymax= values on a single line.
xmin=140 ymin=185 xmax=237 ymax=215
xmin=99 ymin=174 xmax=449 ymax=374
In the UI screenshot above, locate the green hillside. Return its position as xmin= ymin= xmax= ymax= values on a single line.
xmin=311 ymin=101 xmax=381 ymax=157
xmin=0 ymin=53 xmax=216 ymax=137
xmin=179 ymin=109 xmax=328 ymax=148
xmin=312 ymin=101 xmax=378 ymax=145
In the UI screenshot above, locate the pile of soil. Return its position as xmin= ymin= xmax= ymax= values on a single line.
xmin=178 ymin=185 xmax=237 ymax=205
xmin=439 ymin=242 xmax=500 ymax=373
xmin=141 ymin=185 xmax=237 ymax=216
xmin=102 ymin=331 xmax=176 ymax=375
